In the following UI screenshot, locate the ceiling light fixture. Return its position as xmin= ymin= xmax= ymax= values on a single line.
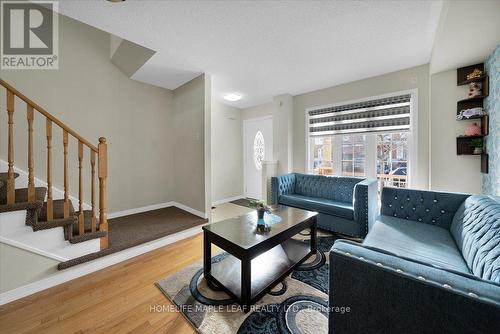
xmin=223 ymin=93 xmax=243 ymax=102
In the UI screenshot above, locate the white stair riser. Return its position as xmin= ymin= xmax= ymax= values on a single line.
xmin=0 ymin=210 xmax=100 ymax=261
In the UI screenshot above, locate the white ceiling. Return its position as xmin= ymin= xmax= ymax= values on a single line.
xmin=430 ymin=0 xmax=500 ymax=74
xmin=57 ymin=0 xmax=443 ymax=108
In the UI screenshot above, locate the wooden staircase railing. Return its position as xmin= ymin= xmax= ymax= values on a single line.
xmin=0 ymin=78 xmax=109 ymax=250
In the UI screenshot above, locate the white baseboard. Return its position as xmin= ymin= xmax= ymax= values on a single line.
xmin=107 ymin=201 xmax=207 ymax=220
xmin=211 ymin=195 xmax=245 ymax=207
xmin=107 ymin=202 xmax=175 ymax=219
xmin=0 ymin=221 xmax=209 ymax=306
xmin=172 ymin=202 xmax=207 ymax=219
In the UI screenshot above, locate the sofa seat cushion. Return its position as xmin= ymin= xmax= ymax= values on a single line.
xmin=279 ymin=194 xmax=354 ymax=220
xmin=364 ymin=215 xmax=470 ymax=273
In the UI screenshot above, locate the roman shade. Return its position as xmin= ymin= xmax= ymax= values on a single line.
xmin=308 ymin=94 xmax=411 ymax=136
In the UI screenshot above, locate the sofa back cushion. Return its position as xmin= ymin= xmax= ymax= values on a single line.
xmin=294 ymin=174 xmax=363 ymax=203
xmin=450 ymin=195 xmax=500 ymax=283
xmin=380 ymin=187 xmax=469 ymax=229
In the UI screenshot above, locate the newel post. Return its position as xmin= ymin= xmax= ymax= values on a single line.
xmin=98 ymin=137 xmax=109 ymax=249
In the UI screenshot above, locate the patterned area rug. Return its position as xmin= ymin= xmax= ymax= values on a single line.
xmin=155 ymin=233 xmax=337 ymax=334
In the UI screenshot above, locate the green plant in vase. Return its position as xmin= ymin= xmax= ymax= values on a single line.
xmin=469 ymin=138 xmax=483 ymax=154
xmin=249 ymin=200 xmax=272 ymax=232
xmin=249 ymin=200 xmax=271 ymax=219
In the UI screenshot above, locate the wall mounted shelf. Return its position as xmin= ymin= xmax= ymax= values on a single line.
xmin=456 ymin=63 xmax=489 ymax=173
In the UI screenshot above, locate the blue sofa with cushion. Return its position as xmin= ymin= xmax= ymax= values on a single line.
xmin=271 ymin=173 xmax=377 ymax=238
xmin=329 ymin=187 xmax=500 ymax=333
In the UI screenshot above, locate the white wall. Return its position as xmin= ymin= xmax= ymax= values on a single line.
xmin=429 ymin=70 xmax=483 ymax=193
xmin=0 ymin=243 xmax=58 ymax=293
xmin=172 ymin=75 xmax=208 ymax=214
xmin=211 ymin=100 xmax=243 ymax=203
xmin=0 ymin=13 xmax=175 ymax=212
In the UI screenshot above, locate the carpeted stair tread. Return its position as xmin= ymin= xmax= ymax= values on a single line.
xmin=72 ymin=210 xmax=100 ymax=235
xmin=0 ymin=186 xmax=46 ymax=206
xmin=39 ymin=199 xmax=75 ymax=221
xmin=0 ymin=200 xmax=43 ymax=214
xmin=0 ymin=172 xmax=20 ymax=204
xmin=69 ymin=231 xmax=107 ymax=244
xmin=32 ymin=216 xmax=77 ymax=231
xmin=0 ymin=172 xmax=20 ymax=180
xmin=58 ymin=247 xmax=116 ymax=270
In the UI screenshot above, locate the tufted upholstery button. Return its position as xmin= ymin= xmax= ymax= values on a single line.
xmin=425 ymin=208 xmax=430 ymax=212
xmin=376 ymin=262 xmax=383 ymax=267
xmin=396 ymin=269 xmax=403 ymax=273
xmin=412 ymin=207 xmax=416 ymax=211
xmin=441 ymin=209 xmax=445 ymax=214
xmin=407 ymin=197 xmax=410 ymax=201
xmin=434 ymin=199 xmax=438 ymax=203
xmin=420 ymin=198 xmax=424 ymax=202
xmin=389 ymin=204 xmax=392 ymax=208
xmin=394 ymin=196 xmax=398 ymax=200
xmin=443 ymin=284 xmax=452 ymax=289
xmin=394 ymin=214 xmax=397 ymax=217
xmin=400 ymin=206 xmax=404 ymax=209
xmin=418 ymin=218 xmax=422 ymax=222
xmin=468 ymin=292 xmax=478 ymax=298
xmin=432 ymin=219 xmax=436 ymax=223
xmin=417 ymin=276 xmax=426 ymax=281
xmin=406 ymin=216 xmax=409 ymax=219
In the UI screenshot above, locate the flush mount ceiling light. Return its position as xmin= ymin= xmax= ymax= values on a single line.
xmin=106 ymin=0 xmax=125 ymax=3
xmin=223 ymin=92 xmax=243 ymax=102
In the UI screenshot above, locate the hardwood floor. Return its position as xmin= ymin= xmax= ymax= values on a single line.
xmin=0 ymin=234 xmax=209 ymax=334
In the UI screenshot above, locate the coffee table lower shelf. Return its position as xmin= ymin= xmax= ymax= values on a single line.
xmin=208 ymin=238 xmax=312 ymax=303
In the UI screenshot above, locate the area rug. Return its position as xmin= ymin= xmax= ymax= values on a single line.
xmin=155 ymin=233 xmax=337 ymax=334
xmin=229 ymin=198 xmax=254 ymax=208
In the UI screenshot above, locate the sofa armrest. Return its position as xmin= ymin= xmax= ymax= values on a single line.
xmin=329 ymin=240 xmax=500 ymax=334
xmin=352 ymin=179 xmax=378 ymax=237
xmin=271 ymin=173 xmax=296 ymax=205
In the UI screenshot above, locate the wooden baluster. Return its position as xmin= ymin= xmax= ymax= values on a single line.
xmin=98 ymin=137 xmax=108 ymax=249
xmin=63 ymin=130 xmax=69 ymax=218
xmin=27 ymin=105 xmax=35 ymax=202
xmin=46 ymin=119 xmax=53 ymax=220
xmin=6 ymin=90 xmax=15 ymax=205
xmin=90 ymin=150 xmax=96 ymax=233
xmin=78 ymin=141 xmax=84 ymax=235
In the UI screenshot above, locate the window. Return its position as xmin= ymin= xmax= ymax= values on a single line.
xmin=377 ymin=132 xmax=408 ymax=189
xmin=307 ymin=92 xmax=414 ymax=190
xmin=311 ymin=137 xmax=334 ymax=175
xmin=253 ymin=131 xmax=265 ymax=170
xmin=341 ymin=135 xmax=366 ymax=176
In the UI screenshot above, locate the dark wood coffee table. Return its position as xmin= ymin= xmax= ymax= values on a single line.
xmin=202 ymin=205 xmax=317 ymax=311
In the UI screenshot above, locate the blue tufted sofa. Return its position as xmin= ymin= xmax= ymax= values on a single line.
xmin=329 ymin=187 xmax=500 ymax=333
xmin=271 ymin=173 xmax=377 ymax=238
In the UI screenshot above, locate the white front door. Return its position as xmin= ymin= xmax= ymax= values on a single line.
xmin=244 ymin=117 xmax=273 ymax=200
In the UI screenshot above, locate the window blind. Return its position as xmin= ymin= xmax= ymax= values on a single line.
xmin=308 ymin=94 xmax=411 ymax=136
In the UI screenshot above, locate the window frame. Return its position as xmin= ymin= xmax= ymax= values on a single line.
xmin=305 ymin=89 xmax=418 ymax=188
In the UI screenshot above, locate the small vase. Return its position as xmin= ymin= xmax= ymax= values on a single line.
xmin=257 ymin=208 xmax=265 ymax=220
